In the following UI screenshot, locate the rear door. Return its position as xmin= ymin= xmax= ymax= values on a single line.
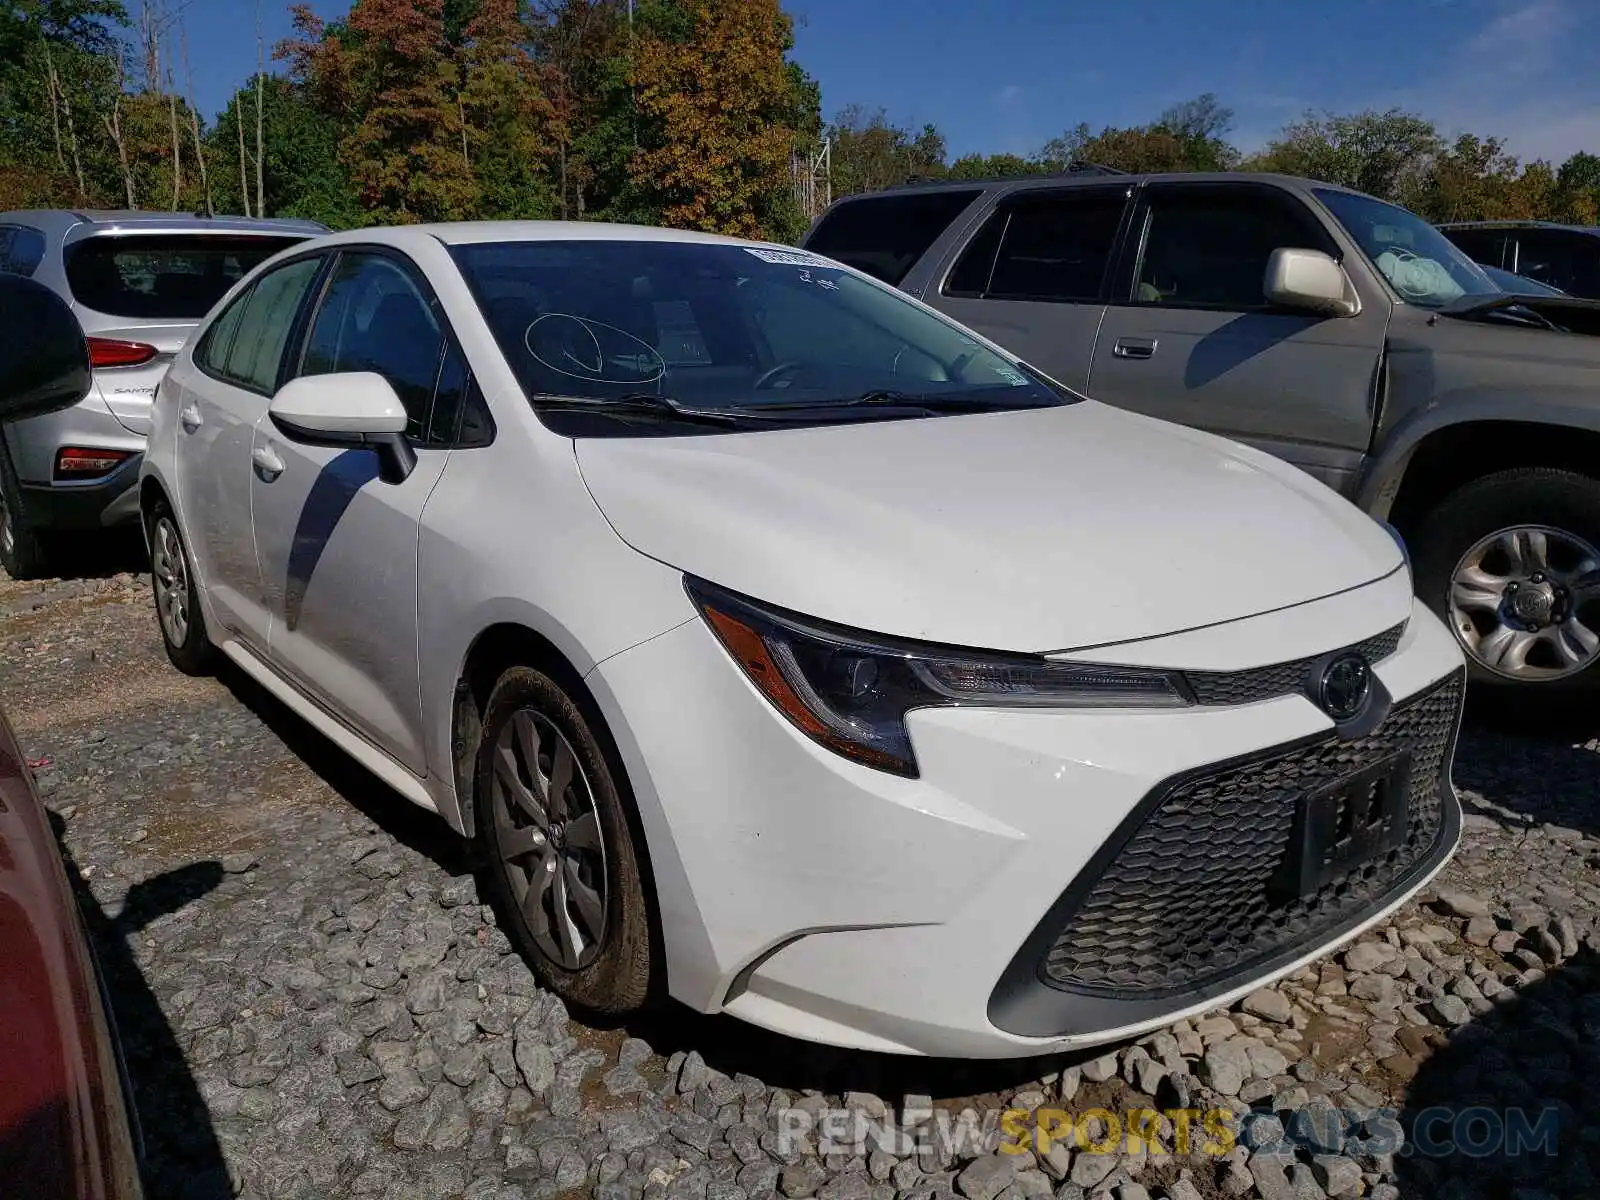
xmin=174 ymin=253 xmax=327 ymax=647
xmin=1086 ymin=181 xmax=1389 ymax=495
xmin=922 ymin=186 xmax=1131 ymax=392
xmin=61 ymin=231 xmax=306 ymax=434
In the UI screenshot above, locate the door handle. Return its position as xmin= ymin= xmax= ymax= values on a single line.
xmin=251 ymin=446 xmax=285 ymax=478
xmin=1112 ymin=337 xmax=1158 ymax=360
xmin=179 ymin=404 xmax=202 ymax=431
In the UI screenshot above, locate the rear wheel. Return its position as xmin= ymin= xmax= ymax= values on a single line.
xmin=147 ymin=501 xmax=215 ymax=675
xmin=0 ymin=447 xmax=52 ymax=580
xmin=1413 ymin=467 xmax=1600 ymax=699
xmin=474 ymin=666 xmax=656 ymax=1017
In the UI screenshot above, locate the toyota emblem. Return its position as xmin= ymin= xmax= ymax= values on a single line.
xmin=1318 ymin=654 xmax=1372 ymax=721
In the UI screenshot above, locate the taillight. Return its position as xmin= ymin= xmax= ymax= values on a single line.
xmin=87 ymin=336 xmax=158 ymax=368
xmin=55 ymin=447 xmax=133 ymax=478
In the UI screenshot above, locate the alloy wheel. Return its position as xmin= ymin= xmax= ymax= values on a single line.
xmin=0 ymin=490 xmax=12 ymax=560
xmin=151 ymin=517 xmax=191 ymax=648
xmin=491 ymin=708 xmax=609 ymax=969
xmin=1447 ymin=523 xmax=1600 ymax=680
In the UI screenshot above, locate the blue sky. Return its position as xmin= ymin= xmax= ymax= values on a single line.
xmin=185 ymin=0 xmax=1600 ymax=166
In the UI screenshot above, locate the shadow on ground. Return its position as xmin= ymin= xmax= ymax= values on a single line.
xmin=1394 ymin=945 xmax=1599 ymax=1199
xmin=50 ymin=810 xmax=233 ymax=1198
xmin=1453 ymin=693 xmax=1600 ymax=839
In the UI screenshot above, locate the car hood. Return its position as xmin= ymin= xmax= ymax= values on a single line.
xmin=574 ymin=400 xmax=1404 ymax=652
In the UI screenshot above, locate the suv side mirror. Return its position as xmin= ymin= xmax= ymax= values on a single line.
xmin=268 ymin=372 xmax=417 ymax=485
xmin=1264 ymin=248 xmax=1360 ymax=317
xmin=0 ymin=273 xmax=91 ymax=422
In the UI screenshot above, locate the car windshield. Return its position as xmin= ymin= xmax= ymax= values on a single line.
xmin=450 ymin=239 xmax=1068 ymax=423
xmin=1314 ymin=189 xmax=1500 ymax=309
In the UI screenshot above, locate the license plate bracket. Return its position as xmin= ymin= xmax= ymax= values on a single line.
xmin=1273 ymin=752 xmax=1412 ymax=901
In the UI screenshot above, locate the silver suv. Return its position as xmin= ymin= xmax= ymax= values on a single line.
xmin=803 ymin=173 xmax=1600 ymax=704
xmin=0 ymin=210 xmax=326 ymax=578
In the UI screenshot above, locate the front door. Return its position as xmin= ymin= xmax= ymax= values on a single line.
xmin=250 ymin=249 xmax=457 ymax=774
xmin=1087 ymin=182 xmax=1389 ymax=496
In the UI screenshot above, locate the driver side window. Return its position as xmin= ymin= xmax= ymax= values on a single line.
xmin=299 ymin=252 xmax=444 ymax=439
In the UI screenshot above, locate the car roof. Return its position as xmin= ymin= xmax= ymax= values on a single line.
xmin=0 ymin=209 xmax=329 ymax=237
xmin=1438 ymin=219 xmax=1600 ymax=234
xmin=822 ymin=170 xmax=1378 ymax=203
xmin=299 ymin=219 xmax=798 ymax=252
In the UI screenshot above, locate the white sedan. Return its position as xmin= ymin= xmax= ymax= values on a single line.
xmin=138 ymin=221 xmax=1465 ymax=1057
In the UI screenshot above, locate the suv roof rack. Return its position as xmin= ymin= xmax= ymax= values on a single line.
xmin=882 ymin=160 xmax=1128 ymax=192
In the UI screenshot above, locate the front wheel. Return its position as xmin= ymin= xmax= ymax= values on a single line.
xmin=474 ymin=666 xmax=657 ymax=1017
xmin=1413 ymin=467 xmax=1600 ymax=697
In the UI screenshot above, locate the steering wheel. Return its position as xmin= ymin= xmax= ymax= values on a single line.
xmin=752 ymin=361 xmax=803 ymax=389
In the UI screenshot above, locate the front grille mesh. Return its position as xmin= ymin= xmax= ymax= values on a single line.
xmin=1185 ymin=623 xmax=1406 ymax=707
xmin=1040 ymin=670 xmax=1461 ymax=996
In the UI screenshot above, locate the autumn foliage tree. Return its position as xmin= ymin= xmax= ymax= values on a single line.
xmin=628 ymin=0 xmax=803 ymax=238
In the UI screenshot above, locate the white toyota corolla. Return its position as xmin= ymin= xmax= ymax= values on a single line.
xmin=138 ymin=221 xmax=1465 ymax=1057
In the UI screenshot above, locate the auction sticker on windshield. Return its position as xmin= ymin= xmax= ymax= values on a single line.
xmin=742 ymin=247 xmax=838 ymax=267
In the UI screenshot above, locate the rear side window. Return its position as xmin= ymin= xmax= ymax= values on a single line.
xmin=1513 ymin=231 xmax=1600 ymax=297
xmin=1441 ymin=228 xmax=1507 ymax=269
xmin=803 ymin=190 xmax=981 ymax=285
xmin=957 ymin=192 xmax=1126 ymax=302
xmin=64 ymin=233 xmax=305 ymax=319
xmin=198 ymin=256 xmax=323 ymax=393
xmin=0 ymin=226 xmax=45 ymax=276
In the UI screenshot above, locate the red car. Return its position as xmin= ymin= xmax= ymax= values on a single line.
xmin=1 ymin=271 xmax=143 ymax=1198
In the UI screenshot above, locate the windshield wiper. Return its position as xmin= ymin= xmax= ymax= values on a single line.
xmin=534 ymin=393 xmax=760 ymax=427
xmin=747 ymin=389 xmax=1036 ymax=414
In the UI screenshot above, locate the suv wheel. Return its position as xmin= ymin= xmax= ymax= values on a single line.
xmin=147 ymin=502 xmax=215 ymax=675
xmin=0 ymin=448 xmax=52 ymax=580
xmin=474 ymin=666 xmax=656 ymax=1017
xmin=1414 ymin=467 xmax=1600 ymax=693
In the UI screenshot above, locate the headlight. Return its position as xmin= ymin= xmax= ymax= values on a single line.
xmin=685 ymin=577 xmax=1191 ymax=778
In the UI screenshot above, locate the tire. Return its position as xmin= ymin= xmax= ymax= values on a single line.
xmin=146 ymin=500 xmax=215 ymax=676
xmin=1412 ymin=466 xmax=1600 ymax=699
xmin=0 ymin=443 xmax=52 ymax=580
xmin=474 ymin=665 xmax=656 ymax=1017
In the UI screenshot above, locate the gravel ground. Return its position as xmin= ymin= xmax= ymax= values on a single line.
xmin=4 ymin=549 xmax=1598 ymax=1200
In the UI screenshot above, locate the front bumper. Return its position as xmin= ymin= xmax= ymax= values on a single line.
xmin=588 ymin=585 xmax=1465 ymax=1058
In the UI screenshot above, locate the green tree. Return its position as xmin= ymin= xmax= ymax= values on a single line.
xmin=1244 ymin=108 xmax=1441 ymax=202
xmin=208 ymin=75 xmax=359 ymax=226
xmin=0 ymin=0 xmax=129 ymax=206
xmin=946 ymin=152 xmax=1039 ymax=180
xmin=827 ymin=105 xmax=946 ymax=195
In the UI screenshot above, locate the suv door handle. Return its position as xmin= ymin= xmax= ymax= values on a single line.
xmin=251 ymin=446 xmax=285 ymax=478
xmin=179 ymin=404 xmax=202 ymax=431
xmin=1112 ymin=337 xmax=1158 ymax=360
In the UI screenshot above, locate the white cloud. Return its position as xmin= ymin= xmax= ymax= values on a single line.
xmin=994 ymin=84 xmax=1021 ymax=107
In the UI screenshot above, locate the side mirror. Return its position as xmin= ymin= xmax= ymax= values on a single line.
xmin=0 ymin=273 xmax=91 ymax=422
xmin=1263 ymin=247 xmax=1361 ymax=317
xmin=268 ymin=372 xmax=416 ymax=485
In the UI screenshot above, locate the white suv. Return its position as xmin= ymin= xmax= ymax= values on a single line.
xmin=138 ymin=221 xmax=1466 ymax=1057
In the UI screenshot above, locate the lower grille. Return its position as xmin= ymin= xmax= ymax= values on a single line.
xmin=1039 ymin=670 xmax=1462 ymax=997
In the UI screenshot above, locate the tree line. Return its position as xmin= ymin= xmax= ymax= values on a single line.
xmin=3 ymin=1 xmax=1598 ymax=244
